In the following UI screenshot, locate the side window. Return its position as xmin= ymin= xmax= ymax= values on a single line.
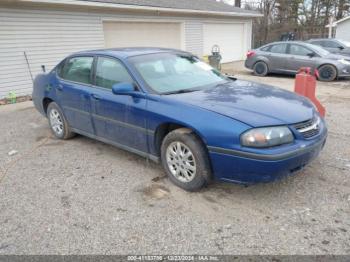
xmin=95 ymin=57 xmax=133 ymax=89
xmin=323 ymin=40 xmax=341 ymax=48
xmin=289 ymin=45 xmax=312 ymax=56
xmin=260 ymin=45 xmax=271 ymax=52
xmin=61 ymin=57 xmax=94 ymax=84
xmin=56 ymin=60 xmax=66 ymax=77
xmin=311 ymin=41 xmax=324 ymax=47
xmin=269 ymin=44 xmax=287 ymax=54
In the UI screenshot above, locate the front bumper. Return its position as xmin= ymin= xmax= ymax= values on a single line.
xmin=338 ymin=67 xmax=350 ymax=77
xmin=208 ymin=128 xmax=327 ymax=184
xmin=337 ymin=63 xmax=350 ymax=77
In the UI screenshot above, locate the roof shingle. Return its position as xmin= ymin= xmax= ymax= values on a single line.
xmin=79 ymin=0 xmax=260 ymax=15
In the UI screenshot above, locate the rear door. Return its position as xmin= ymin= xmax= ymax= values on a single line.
xmin=264 ymin=43 xmax=289 ymax=72
xmin=286 ymin=44 xmax=318 ymax=72
xmin=90 ymin=56 xmax=148 ymax=153
xmin=56 ymin=56 xmax=95 ymax=134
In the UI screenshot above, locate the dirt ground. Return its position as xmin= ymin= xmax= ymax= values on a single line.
xmin=0 ymin=62 xmax=349 ymax=255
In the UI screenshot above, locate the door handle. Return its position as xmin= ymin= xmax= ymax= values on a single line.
xmin=56 ymin=84 xmax=63 ymax=91
xmin=91 ymin=93 xmax=100 ymax=100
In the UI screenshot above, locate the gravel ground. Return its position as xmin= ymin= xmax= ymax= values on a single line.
xmin=0 ymin=63 xmax=349 ymax=255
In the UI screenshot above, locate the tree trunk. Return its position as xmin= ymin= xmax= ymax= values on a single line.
xmin=235 ymin=0 xmax=241 ymax=8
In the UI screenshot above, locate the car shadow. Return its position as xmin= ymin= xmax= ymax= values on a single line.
xmin=70 ymin=131 xmax=314 ymax=205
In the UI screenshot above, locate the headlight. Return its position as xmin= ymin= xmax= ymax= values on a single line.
xmin=241 ymin=126 xmax=294 ymax=148
xmin=338 ymin=59 xmax=350 ymax=65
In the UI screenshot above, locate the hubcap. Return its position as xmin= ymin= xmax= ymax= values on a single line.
xmin=166 ymin=142 xmax=196 ymax=183
xmin=49 ymin=109 xmax=64 ymax=136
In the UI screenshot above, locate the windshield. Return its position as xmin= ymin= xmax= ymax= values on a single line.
xmin=129 ymin=53 xmax=228 ymax=94
xmin=307 ymin=43 xmax=330 ymax=56
xmin=338 ymin=39 xmax=350 ymax=47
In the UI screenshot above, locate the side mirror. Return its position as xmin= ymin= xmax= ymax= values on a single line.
xmin=307 ymin=52 xmax=316 ymax=58
xmin=112 ymin=82 xmax=135 ymax=95
xmin=338 ymin=46 xmax=345 ymax=50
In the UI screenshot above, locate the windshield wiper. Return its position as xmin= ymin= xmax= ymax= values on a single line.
xmin=162 ymin=89 xmax=199 ymax=95
xmin=214 ymin=81 xmax=232 ymax=88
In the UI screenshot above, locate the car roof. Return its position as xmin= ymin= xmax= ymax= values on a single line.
xmin=265 ymin=41 xmax=306 ymax=45
xmin=308 ymin=38 xmax=336 ymax=41
xmin=72 ymin=47 xmax=190 ymax=58
xmin=259 ymin=41 xmax=307 ymax=48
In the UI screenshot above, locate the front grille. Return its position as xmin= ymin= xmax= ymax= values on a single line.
xmin=294 ymin=117 xmax=321 ymax=139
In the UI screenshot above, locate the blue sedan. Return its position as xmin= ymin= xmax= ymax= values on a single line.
xmin=32 ymin=48 xmax=327 ymax=191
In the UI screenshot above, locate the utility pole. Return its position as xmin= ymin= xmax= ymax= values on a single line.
xmin=328 ymin=16 xmax=334 ymax=39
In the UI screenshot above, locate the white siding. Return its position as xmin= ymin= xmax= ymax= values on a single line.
xmin=103 ymin=21 xmax=182 ymax=49
xmin=336 ymin=19 xmax=350 ymax=42
xmin=184 ymin=21 xmax=203 ymax=57
xmin=0 ymin=7 xmax=105 ymax=98
xmin=0 ymin=6 xmax=253 ymax=98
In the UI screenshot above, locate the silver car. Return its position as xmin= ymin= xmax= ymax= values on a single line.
xmin=245 ymin=41 xmax=350 ymax=81
xmin=306 ymin=38 xmax=350 ymax=57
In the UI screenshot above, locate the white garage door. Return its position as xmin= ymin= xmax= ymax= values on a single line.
xmin=103 ymin=21 xmax=182 ymax=49
xmin=203 ymin=23 xmax=245 ymax=63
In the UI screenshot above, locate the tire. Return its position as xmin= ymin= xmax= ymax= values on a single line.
xmin=253 ymin=61 xmax=269 ymax=76
xmin=47 ymin=102 xmax=75 ymax=139
xmin=160 ymin=128 xmax=211 ymax=191
xmin=318 ymin=64 xmax=337 ymax=82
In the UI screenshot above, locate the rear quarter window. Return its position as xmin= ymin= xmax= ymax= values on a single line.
xmin=56 ymin=61 xmax=66 ymax=78
xmin=60 ymin=56 xmax=94 ymax=85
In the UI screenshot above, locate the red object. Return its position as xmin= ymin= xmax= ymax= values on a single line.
xmin=246 ymin=50 xmax=256 ymax=58
xmin=294 ymin=67 xmax=326 ymax=117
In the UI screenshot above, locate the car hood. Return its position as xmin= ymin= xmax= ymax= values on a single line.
xmin=167 ymin=80 xmax=314 ymax=127
xmin=324 ymin=53 xmax=350 ymax=60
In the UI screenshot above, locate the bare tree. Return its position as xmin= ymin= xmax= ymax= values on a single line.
xmin=242 ymin=0 xmax=350 ymax=47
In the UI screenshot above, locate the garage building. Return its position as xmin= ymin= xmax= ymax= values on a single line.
xmin=0 ymin=0 xmax=261 ymax=98
xmin=334 ymin=16 xmax=350 ymax=42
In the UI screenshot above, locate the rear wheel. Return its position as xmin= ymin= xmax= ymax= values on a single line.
xmin=47 ymin=102 xmax=75 ymax=139
xmin=160 ymin=128 xmax=211 ymax=191
xmin=318 ymin=64 xmax=337 ymax=82
xmin=253 ymin=61 xmax=269 ymax=76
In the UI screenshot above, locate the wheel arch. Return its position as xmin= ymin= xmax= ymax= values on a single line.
xmin=42 ymin=97 xmax=54 ymax=114
xmin=153 ymin=122 xmax=208 ymax=157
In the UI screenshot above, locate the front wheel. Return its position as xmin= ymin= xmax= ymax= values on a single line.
xmin=318 ymin=65 xmax=337 ymax=82
xmin=160 ymin=129 xmax=211 ymax=191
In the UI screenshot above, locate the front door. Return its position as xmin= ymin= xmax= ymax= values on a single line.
xmin=286 ymin=44 xmax=318 ymax=73
xmin=56 ymin=56 xmax=95 ymax=134
xmin=91 ymin=56 xmax=148 ymax=153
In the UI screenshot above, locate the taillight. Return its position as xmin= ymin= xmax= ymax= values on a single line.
xmin=246 ymin=50 xmax=256 ymax=58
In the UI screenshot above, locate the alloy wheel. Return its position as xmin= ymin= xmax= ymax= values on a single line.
xmin=166 ymin=141 xmax=196 ymax=183
xmin=255 ymin=63 xmax=266 ymax=74
xmin=49 ymin=108 xmax=64 ymax=136
xmin=320 ymin=68 xmax=332 ymax=79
